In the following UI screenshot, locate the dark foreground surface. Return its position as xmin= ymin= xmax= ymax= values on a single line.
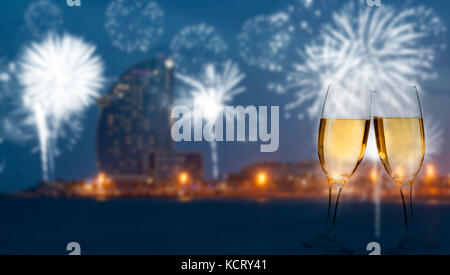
xmin=0 ymin=197 xmax=449 ymax=255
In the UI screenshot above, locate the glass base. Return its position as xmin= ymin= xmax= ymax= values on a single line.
xmin=301 ymin=232 xmax=354 ymax=254
xmin=388 ymin=233 xmax=439 ymax=255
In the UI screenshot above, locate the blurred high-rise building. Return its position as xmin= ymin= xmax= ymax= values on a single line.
xmin=97 ymin=56 xmax=176 ymax=177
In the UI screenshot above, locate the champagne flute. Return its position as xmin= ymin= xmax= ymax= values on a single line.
xmin=302 ymin=84 xmax=371 ymax=253
xmin=373 ymin=85 xmax=436 ymax=252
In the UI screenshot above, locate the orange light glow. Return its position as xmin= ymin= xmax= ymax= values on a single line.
xmin=428 ymin=187 xmax=439 ymax=196
xmin=83 ymin=184 xmax=93 ymax=191
xmin=97 ymin=172 xmax=106 ymax=184
xmin=179 ymin=172 xmax=189 ymax=185
xmin=256 ymin=172 xmax=268 ymax=187
xmin=426 ymin=164 xmax=436 ymax=180
xmin=95 ymin=172 xmax=107 ymax=188
xmin=369 ymin=169 xmax=378 ymax=183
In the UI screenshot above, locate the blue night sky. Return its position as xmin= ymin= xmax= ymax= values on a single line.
xmin=0 ymin=0 xmax=449 ymax=192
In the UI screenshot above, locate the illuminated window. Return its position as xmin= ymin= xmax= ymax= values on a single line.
xmin=108 ymin=115 xmax=114 ymax=127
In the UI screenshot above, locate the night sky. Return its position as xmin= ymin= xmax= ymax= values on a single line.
xmin=0 ymin=0 xmax=448 ymax=192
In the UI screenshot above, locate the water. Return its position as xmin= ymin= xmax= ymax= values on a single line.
xmin=0 ymin=198 xmax=449 ymax=255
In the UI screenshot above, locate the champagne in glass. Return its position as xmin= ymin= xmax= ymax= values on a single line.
xmin=302 ymin=84 xmax=371 ymax=253
xmin=374 ymin=117 xmax=425 ymax=186
xmin=318 ymin=118 xmax=370 ymax=185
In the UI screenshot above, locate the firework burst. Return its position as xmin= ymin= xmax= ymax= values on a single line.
xmin=424 ymin=115 xmax=445 ymax=161
xmin=24 ymin=0 xmax=63 ymax=39
xmin=237 ymin=0 xmax=339 ymax=74
xmin=0 ymin=58 xmax=15 ymax=113
xmin=0 ymin=60 xmax=30 ymax=144
xmin=170 ymin=24 xmax=228 ymax=74
xmin=0 ymin=58 xmax=31 ymax=175
xmin=176 ymin=61 xmax=246 ymax=179
xmin=273 ymin=0 xmax=446 ymax=120
xmin=237 ymin=11 xmax=294 ymax=72
xmin=18 ymin=33 xmax=105 ymax=180
xmin=284 ymin=0 xmax=332 ymax=35
xmin=105 ymin=0 xmax=164 ymax=54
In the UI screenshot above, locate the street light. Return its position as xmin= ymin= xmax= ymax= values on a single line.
xmin=256 ymin=172 xmax=268 ymax=187
xmin=426 ymin=164 xmax=436 ymax=180
xmin=370 ymin=168 xmax=378 ymax=184
xmin=179 ymin=172 xmax=189 ymax=186
xmin=97 ymin=172 xmax=106 ymax=185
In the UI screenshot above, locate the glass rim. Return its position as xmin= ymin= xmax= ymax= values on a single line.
xmin=320 ymin=115 xmax=372 ymax=119
xmin=372 ymin=84 xmax=419 ymax=93
xmin=326 ymin=83 xmax=371 ymax=93
xmin=372 ymin=115 xmax=423 ymax=119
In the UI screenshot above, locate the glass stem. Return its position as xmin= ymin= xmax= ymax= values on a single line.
xmin=332 ymin=187 xmax=343 ymax=231
xmin=409 ymin=184 xmax=415 ymax=226
xmin=326 ymin=185 xmax=332 ymax=225
xmin=400 ymin=188 xmax=409 ymax=232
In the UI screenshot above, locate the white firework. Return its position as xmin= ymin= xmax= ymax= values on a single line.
xmin=237 ymin=11 xmax=294 ymax=72
xmin=24 ymin=0 xmax=63 ymax=39
xmin=269 ymin=37 xmax=353 ymax=120
xmin=0 ymin=60 xmax=30 ymax=144
xmin=170 ymin=24 xmax=228 ymax=74
xmin=0 ymin=59 xmax=31 ymax=175
xmin=176 ymin=61 xmax=246 ymax=179
xmin=298 ymin=0 xmax=314 ymax=9
xmin=18 ymin=33 xmax=105 ymax=180
xmin=287 ymin=0 xmax=340 ymax=34
xmin=105 ymin=0 xmax=164 ymax=54
xmin=424 ymin=115 xmax=445 ymax=161
xmin=0 ymin=58 xmax=14 ymax=104
xmin=238 ymin=0 xmax=338 ymax=74
xmin=274 ymin=0 xmax=447 ymax=120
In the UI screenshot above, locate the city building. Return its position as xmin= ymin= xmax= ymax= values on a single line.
xmin=152 ymin=152 xmax=203 ymax=182
xmin=96 ymin=55 xmax=203 ymax=185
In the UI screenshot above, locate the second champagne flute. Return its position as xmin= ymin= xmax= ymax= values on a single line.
xmin=373 ymin=85 xmax=437 ymax=252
